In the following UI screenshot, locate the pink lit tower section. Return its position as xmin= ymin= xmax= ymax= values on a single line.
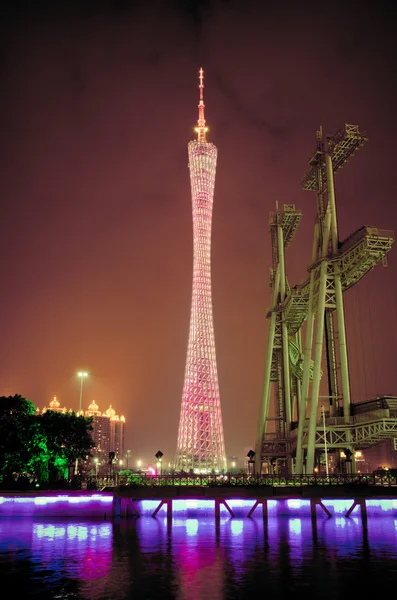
xmin=175 ymin=69 xmax=226 ymax=473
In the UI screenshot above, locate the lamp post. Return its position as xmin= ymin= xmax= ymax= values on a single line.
xmin=126 ymin=449 xmax=131 ymax=470
xmin=109 ymin=452 xmax=115 ymax=479
xmin=94 ymin=457 xmax=99 ymax=477
xmin=74 ymin=371 xmax=88 ymax=475
xmin=77 ymin=371 xmax=88 ymax=414
xmin=155 ymin=451 xmax=163 ymax=476
xmin=247 ymin=450 xmax=256 ymax=476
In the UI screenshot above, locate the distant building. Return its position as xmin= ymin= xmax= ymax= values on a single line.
xmin=41 ymin=396 xmax=70 ymax=414
xmin=85 ymin=401 xmax=125 ymax=463
xmin=39 ymin=397 xmax=126 ymax=468
xmin=364 ymin=440 xmax=397 ymax=472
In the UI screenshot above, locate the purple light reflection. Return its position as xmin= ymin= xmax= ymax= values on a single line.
xmin=367 ymin=517 xmax=397 ymax=547
xmin=31 ymin=521 xmax=113 ymax=583
xmin=0 ymin=519 xmax=112 ymax=584
xmin=171 ymin=517 xmax=224 ymax=598
xmin=1 ymin=514 xmax=397 ymax=598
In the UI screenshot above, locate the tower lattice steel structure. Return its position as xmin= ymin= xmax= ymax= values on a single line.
xmin=175 ymin=69 xmax=226 ymax=473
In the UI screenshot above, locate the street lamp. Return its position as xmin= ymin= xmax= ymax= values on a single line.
xmin=77 ymin=371 xmax=88 ymax=414
xmin=74 ymin=371 xmax=88 ymax=475
xmin=247 ymin=450 xmax=256 ymax=476
xmin=94 ymin=457 xmax=99 ymax=477
xmin=155 ymin=451 xmax=163 ymax=476
xmin=126 ymin=449 xmax=131 ymax=470
xmin=137 ymin=460 xmax=142 ymax=469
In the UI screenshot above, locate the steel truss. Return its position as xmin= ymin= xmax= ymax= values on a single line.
xmin=298 ymin=418 xmax=397 ymax=449
xmin=255 ymin=124 xmax=395 ymax=475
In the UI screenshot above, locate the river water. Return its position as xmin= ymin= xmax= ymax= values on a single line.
xmin=1 ymin=515 xmax=396 ymax=599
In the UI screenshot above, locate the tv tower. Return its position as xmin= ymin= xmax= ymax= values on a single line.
xmin=175 ymin=68 xmax=226 ymax=473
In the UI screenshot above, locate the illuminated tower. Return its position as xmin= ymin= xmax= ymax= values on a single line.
xmin=175 ymin=68 xmax=226 ymax=473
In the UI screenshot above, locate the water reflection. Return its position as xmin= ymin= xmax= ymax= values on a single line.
xmin=0 ymin=516 xmax=397 ymax=599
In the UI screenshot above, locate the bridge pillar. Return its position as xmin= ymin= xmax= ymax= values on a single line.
xmin=151 ymin=500 xmax=166 ymax=518
xmin=346 ymin=498 xmax=367 ymax=526
xmin=310 ymin=498 xmax=316 ymax=520
xmin=247 ymin=499 xmax=268 ymax=519
xmin=222 ymin=500 xmax=235 ymax=518
xmin=167 ymin=499 xmax=173 ymax=522
xmin=114 ymin=497 xmax=121 ymax=518
xmin=215 ymin=498 xmax=220 ymax=522
xmin=310 ymin=498 xmax=332 ymax=520
xmin=125 ymin=498 xmax=140 ymax=518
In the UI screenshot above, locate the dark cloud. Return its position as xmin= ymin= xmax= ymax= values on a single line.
xmin=214 ymin=70 xmax=295 ymax=139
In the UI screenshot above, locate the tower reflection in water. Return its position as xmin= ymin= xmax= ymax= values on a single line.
xmin=1 ymin=516 xmax=397 ymax=599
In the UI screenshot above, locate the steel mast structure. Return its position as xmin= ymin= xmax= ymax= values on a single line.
xmin=175 ymin=69 xmax=226 ymax=473
xmin=255 ymin=124 xmax=395 ymax=475
xmin=254 ymin=203 xmax=303 ymax=474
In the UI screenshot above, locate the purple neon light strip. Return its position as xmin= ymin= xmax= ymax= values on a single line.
xmin=0 ymin=494 xmax=113 ymax=505
xmin=1 ymin=497 xmax=396 ymax=514
xmin=140 ymin=499 xmax=397 ymax=514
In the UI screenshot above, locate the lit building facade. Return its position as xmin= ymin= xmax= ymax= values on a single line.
xmin=175 ymin=68 xmax=226 ymax=473
xmin=38 ymin=397 xmax=125 ymax=475
xmin=85 ymin=401 xmax=125 ymax=462
xmin=41 ymin=396 xmax=69 ymax=414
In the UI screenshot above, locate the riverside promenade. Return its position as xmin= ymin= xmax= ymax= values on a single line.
xmin=1 ymin=473 xmax=397 ymax=521
xmin=111 ymin=473 xmax=397 ymax=521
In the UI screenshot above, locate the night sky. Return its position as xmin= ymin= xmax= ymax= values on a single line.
xmin=1 ymin=0 xmax=396 ymax=466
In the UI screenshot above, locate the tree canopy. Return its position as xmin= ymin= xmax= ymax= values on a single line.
xmin=0 ymin=395 xmax=95 ymax=487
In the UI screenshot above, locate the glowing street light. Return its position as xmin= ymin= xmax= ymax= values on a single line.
xmin=77 ymin=371 xmax=88 ymax=414
xmin=74 ymin=371 xmax=88 ymax=475
xmin=126 ymin=449 xmax=132 ymax=470
xmin=94 ymin=457 xmax=99 ymax=477
xmin=137 ymin=460 xmax=142 ymax=469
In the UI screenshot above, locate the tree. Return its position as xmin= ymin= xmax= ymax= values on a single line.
xmin=37 ymin=411 xmax=95 ymax=482
xmin=0 ymin=395 xmax=95 ymax=486
xmin=0 ymin=395 xmax=42 ymax=483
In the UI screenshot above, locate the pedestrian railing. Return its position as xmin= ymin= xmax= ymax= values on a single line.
xmin=87 ymin=472 xmax=397 ymax=489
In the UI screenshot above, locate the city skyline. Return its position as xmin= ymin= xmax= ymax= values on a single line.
xmin=1 ymin=1 xmax=397 ymax=464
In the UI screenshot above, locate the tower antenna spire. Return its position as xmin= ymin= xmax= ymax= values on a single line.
xmin=195 ymin=67 xmax=208 ymax=142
